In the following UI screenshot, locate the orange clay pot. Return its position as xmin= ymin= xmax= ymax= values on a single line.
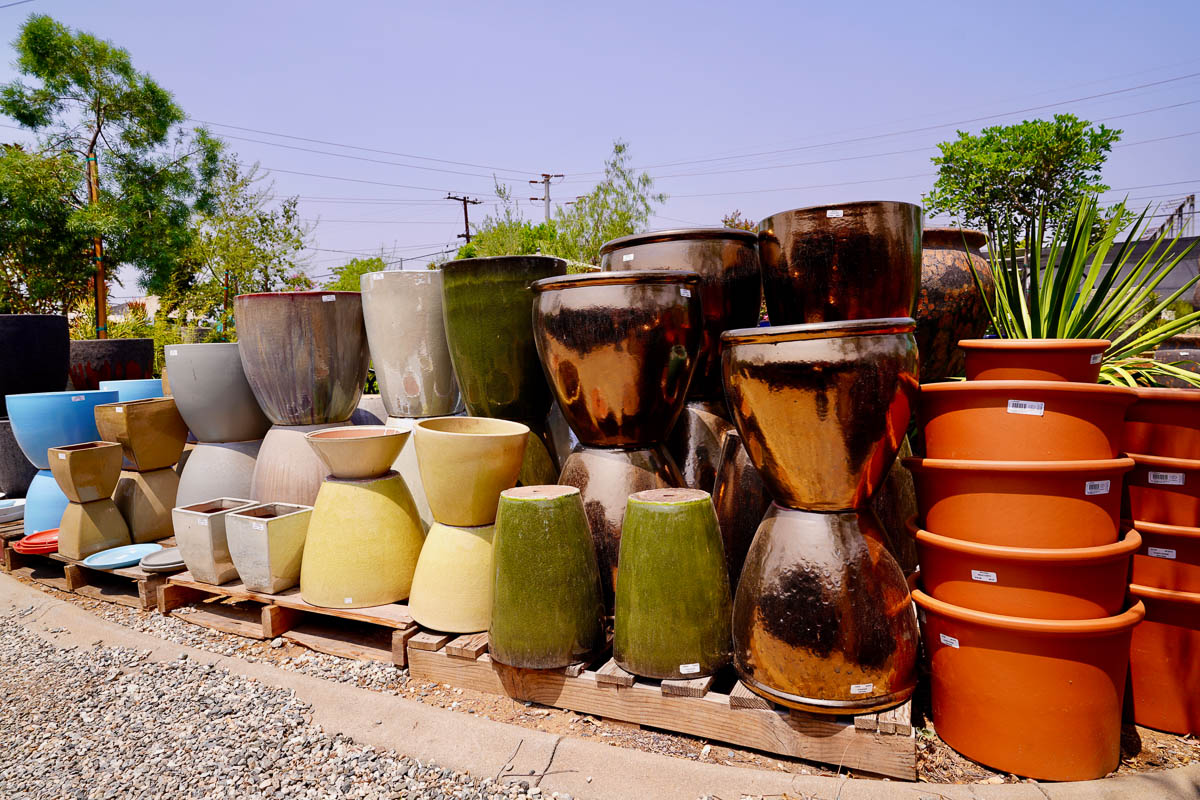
xmin=919 ymin=381 xmax=1136 ymax=461
xmin=910 ymin=521 xmax=1139 ymax=619
xmin=1123 ymin=386 xmax=1200 ymax=459
xmin=1126 ymin=518 xmax=1200 ymax=593
xmin=904 ymin=457 xmax=1131 ymax=548
xmin=913 ymin=588 xmax=1144 ymax=781
xmin=1126 ymin=583 xmax=1200 ymax=735
xmin=960 ymin=338 xmax=1108 ymax=383
xmin=1123 ymin=453 xmax=1200 ymax=528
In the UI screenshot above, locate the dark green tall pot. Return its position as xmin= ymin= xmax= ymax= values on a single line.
xmin=490 ymin=485 xmax=604 ymax=668
xmin=614 ymin=488 xmax=732 ymax=679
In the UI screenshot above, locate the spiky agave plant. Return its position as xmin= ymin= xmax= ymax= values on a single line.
xmin=971 ymin=196 xmax=1200 ymax=386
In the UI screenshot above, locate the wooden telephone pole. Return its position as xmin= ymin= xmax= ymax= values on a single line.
xmin=446 ymin=194 xmax=482 ymax=244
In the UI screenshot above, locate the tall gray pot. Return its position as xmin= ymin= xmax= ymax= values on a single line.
xmin=0 ymin=417 xmax=36 ymax=497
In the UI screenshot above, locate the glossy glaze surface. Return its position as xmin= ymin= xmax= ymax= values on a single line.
xmin=172 ymin=497 xmax=257 ymax=585
xmin=1127 ymin=583 xmax=1200 ymax=735
xmin=668 ymin=400 xmax=735 ymax=492
xmin=226 ymin=502 xmax=312 ymax=594
xmin=961 ymin=338 xmax=1109 ymax=383
xmin=916 ymin=228 xmax=993 ymax=381
xmin=0 ymin=418 xmax=36 ymax=497
xmin=113 ymin=467 xmax=179 ymax=543
xmin=48 ymin=441 xmax=123 ymax=503
xmin=305 ymin=425 xmax=408 ymax=480
xmin=175 ymin=440 xmax=262 ymax=508
xmin=1124 ymin=386 xmax=1200 ymax=459
xmin=413 ymin=416 xmax=529 ymax=527
xmin=711 ymin=428 xmax=771 ymax=588
xmin=24 ymin=470 xmax=69 ymax=535
xmin=95 ymin=397 xmax=189 ymax=472
xmin=250 ymin=422 xmax=352 ymax=507
xmin=57 ymin=498 xmax=130 ymax=560
xmin=408 ymin=521 xmax=494 ymax=632
xmin=98 ymin=379 xmax=164 ymax=402
xmin=68 ymin=338 xmax=154 ymax=390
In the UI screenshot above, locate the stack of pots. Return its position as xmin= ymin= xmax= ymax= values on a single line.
xmin=908 ymin=338 xmax=1143 ymax=780
xmin=1121 ymin=387 xmax=1200 ymax=736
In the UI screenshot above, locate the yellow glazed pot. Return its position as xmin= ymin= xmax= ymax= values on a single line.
xmin=58 ymin=499 xmax=131 ymax=560
xmin=413 ymin=417 xmax=529 ymax=526
xmin=408 ymin=521 xmax=495 ymax=633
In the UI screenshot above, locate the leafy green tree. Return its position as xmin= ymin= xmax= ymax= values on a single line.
xmin=721 ymin=210 xmax=756 ymax=231
xmin=455 ymin=182 xmax=559 ymax=260
xmin=324 ymin=256 xmax=386 ymax=291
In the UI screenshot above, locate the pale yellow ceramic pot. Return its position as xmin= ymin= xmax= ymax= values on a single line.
xmin=413 ymin=416 xmax=529 ymax=527
xmin=408 ymin=521 xmax=494 ymax=633
xmin=299 ymin=471 xmax=425 ymax=608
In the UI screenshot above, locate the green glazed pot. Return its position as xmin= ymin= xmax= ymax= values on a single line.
xmin=614 ymin=488 xmax=732 ymax=679
xmin=490 ymin=486 xmax=604 ymax=669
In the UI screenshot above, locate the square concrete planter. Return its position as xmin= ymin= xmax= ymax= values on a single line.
xmin=95 ymin=397 xmax=189 ymax=472
xmin=172 ymin=497 xmax=256 ymax=585
xmin=226 ymin=502 xmax=312 ymax=594
xmin=48 ymin=441 xmax=123 ymax=503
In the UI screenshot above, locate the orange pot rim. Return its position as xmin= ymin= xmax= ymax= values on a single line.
xmin=1128 ymin=582 xmax=1200 ymax=606
xmin=958 ymin=338 xmax=1110 ymax=352
xmin=1124 ymin=518 xmax=1200 ymax=540
xmin=1127 ymin=451 xmax=1200 ymax=471
xmin=908 ymin=519 xmax=1141 ymax=562
xmin=1131 ymin=386 xmax=1200 ymax=402
xmin=903 ymin=456 xmax=1134 ymax=474
xmin=920 ymin=380 xmax=1136 ymax=399
xmin=912 ymin=588 xmax=1145 ymax=636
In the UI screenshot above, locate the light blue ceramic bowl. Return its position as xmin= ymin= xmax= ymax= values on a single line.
xmin=99 ymin=379 xmax=164 ymax=402
xmin=5 ymin=390 xmax=119 ymax=469
xmin=24 ymin=470 xmax=69 ymax=535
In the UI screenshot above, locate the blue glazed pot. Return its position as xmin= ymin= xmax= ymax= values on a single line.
xmin=99 ymin=379 xmax=164 ymax=401
xmin=5 ymin=390 xmax=119 ymax=470
xmin=24 ymin=470 xmax=69 ymax=535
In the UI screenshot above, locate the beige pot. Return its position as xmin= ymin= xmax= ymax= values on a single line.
xmin=172 ymin=497 xmax=257 ymax=585
xmin=113 ymin=467 xmax=179 ymax=543
xmin=95 ymin=397 xmax=189 ymax=472
xmin=408 ymin=521 xmax=494 ymax=633
xmin=226 ymin=502 xmax=312 ymax=594
xmin=58 ymin=499 xmax=131 ymax=560
xmin=413 ymin=417 xmax=528 ymax=526
xmin=250 ymin=422 xmax=351 ymax=506
xmin=305 ymin=425 xmax=408 ymax=480
xmin=48 ymin=441 xmax=123 ymax=503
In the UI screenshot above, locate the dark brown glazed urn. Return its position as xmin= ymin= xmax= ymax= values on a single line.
xmin=599 ymin=228 xmax=761 ymax=400
xmin=668 ymin=399 xmax=735 ymax=492
xmin=233 ymin=292 xmax=369 ymax=425
xmin=67 ymin=338 xmax=154 ymax=391
xmin=712 ymin=428 xmax=771 ymax=589
xmin=916 ymin=228 xmax=994 ymax=381
xmin=758 ymin=201 xmax=922 ymax=324
xmin=532 ymin=271 xmax=703 ymax=448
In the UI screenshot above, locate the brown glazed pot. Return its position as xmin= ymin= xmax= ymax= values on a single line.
xmin=94 ymin=397 xmax=189 ymax=472
xmin=68 ymin=338 xmax=154 ymax=390
xmin=869 ymin=437 xmax=920 ymax=576
xmin=919 ymin=381 xmax=1136 ymax=461
xmin=47 ymin=441 xmax=124 ymax=503
xmin=721 ymin=317 xmax=919 ymax=510
xmin=531 ymin=271 xmax=703 ymax=448
xmin=599 ymin=228 xmax=761 ymax=400
xmin=233 ymin=291 xmax=369 ymax=425
xmin=1127 ymin=518 xmax=1200 ymax=592
xmin=757 ymin=201 xmax=922 ymax=325
xmin=1123 ymin=452 xmax=1200 ymax=527
xmin=960 ymin=338 xmax=1109 ymax=383
xmin=915 ymin=228 xmax=993 ymax=382
xmin=1126 ymin=583 xmax=1200 ymax=735
xmin=733 ymin=505 xmax=918 ymax=713
xmin=1124 ymin=386 xmax=1200 ymax=459
xmin=711 ymin=428 xmax=771 ymax=589
xmin=904 ymin=457 xmax=1132 ymax=548
xmin=667 ymin=400 xmax=735 ymax=492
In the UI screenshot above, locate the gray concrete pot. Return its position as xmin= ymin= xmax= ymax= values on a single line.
xmin=172 ymin=497 xmax=256 ymax=585
xmin=226 ymin=502 xmax=312 ymax=593
xmin=176 ymin=440 xmax=263 ymax=508
xmin=164 ymin=343 xmax=272 ymax=443
xmin=0 ymin=418 xmax=36 ymax=498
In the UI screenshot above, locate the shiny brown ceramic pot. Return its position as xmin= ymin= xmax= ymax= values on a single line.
xmin=758 ymin=201 xmax=922 ymax=324
xmin=599 ymin=228 xmax=761 ymax=400
xmin=917 ymin=228 xmax=994 ymax=382
xmin=668 ymin=399 xmax=735 ymax=491
xmin=712 ymin=428 xmax=771 ymax=588
xmin=532 ymin=271 xmax=703 ymax=448
xmin=733 ymin=504 xmax=918 ymax=713
xmin=721 ymin=318 xmax=919 ymax=510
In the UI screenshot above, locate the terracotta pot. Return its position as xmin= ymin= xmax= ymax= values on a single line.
xmin=1127 ymin=518 xmax=1200 ymax=592
xmin=0 ymin=418 xmax=36 ymax=498
xmin=57 ymin=498 xmax=130 ymax=560
xmin=300 ymin=470 xmax=424 ymax=608
xmin=960 ymin=338 xmax=1109 ymax=383
xmin=234 ymin=291 xmax=369 ymax=425
xmin=360 ymin=270 xmax=463 ymax=419
xmin=722 ymin=318 xmax=918 ymax=510
xmin=915 ymin=229 xmax=993 ymax=382
xmin=733 ymin=505 xmax=918 ymax=713
xmin=0 ymin=314 xmax=69 ymax=416
xmin=914 ymin=588 xmax=1144 ymax=780
xmin=163 ymin=343 xmax=272 ymax=443
xmin=114 ymin=467 xmax=178 ymax=542
xmin=23 ymin=470 xmax=69 ymax=535
xmin=413 ymin=417 xmax=528 ymax=527
xmin=175 ymin=440 xmax=261 ymax=508
xmin=711 ymin=428 xmax=770 ymax=589
xmin=172 ymin=497 xmax=257 ymax=585
xmin=408 ymin=521 xmax=494 ymax=632
xmin=305 ymin=425 xmax=407 ymax=481
xmin=614 ymin=489 xmax=732 ymax=679
xmin=1123 ymin=452 xmax=1200 ymax=527
xmin=1124 ymin=386 xmax=1200 ymax=459
xmin=869 ymin=437 xmax=920 ymax=575
xmin=47 ymin=441 xmax=123 ymax=503
xmin=68 ymin=338 xmax=154 ymax=391
xmin=905 ymin=457 xmax=1132 ymax=548
xmin=911 ymin=521 xmax=1139 ymax=618
xmin=920 ymin=380 xmax=1136 ymax=461
xmin=489 ymin=486 xmax=604 ymax=668
xmin=666 ymin=400 xmax=735 ymax=492
xmin=5 ymin=390 xmax=118 ymax=470
xmin=98 ymin=379 xmax=163 ymax=402
xmin=95 ymin=397 xmax=189 ymax=472
xmin=250 ymin=422 xmax=351 ymax=507
xmin=558 ymin=444 xmax=683 ymax=607
xmin=226 ymin=502 xmax=312 ymax=594
xmin=599 ymin=228 xmax=761 ymax=399
xmin=1126 ymin=583 xmax=1200 ymax=735
xmin=758 ymin=201 xmax=922 ymax=325
xmin=531 ymin=271 xmax=703 ymax=448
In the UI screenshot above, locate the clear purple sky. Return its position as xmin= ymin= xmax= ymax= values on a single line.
xmin=2 ymin=0 xmax=1199 ymax=294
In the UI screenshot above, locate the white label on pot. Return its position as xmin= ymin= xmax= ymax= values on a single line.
xmin=371 ymin=273 xmax=384 ymax=281
xmin=1085 ymin=480 xmax=1111 ymax=495
xmin=114 ymin=407 xmax=124 ymax=413
xmin=57 ymin=453 xmax=66 ymax=460
xmin=621 ymin=253 xmax=635 ymax=262
xmin=679 ymin=663 xmax=700 ymax=675
xmin=1090 ymin=353 xmax=1103 ymax=364
xmin=971 ymin=569 xmax=998 ymax=583
xmin=1006 ymin=399 xmax=1044 ymax=416
xmin=1148 ymin=547 xmax=1177 ymax=560
xmin=197 ymin=518 xmax=208 ymax=527
xmin=850 ymin=683 xmax=873 ymax=694
xmin=252 ymin=521 xmax=265 ymax=531
xmin=826 ymin=209 xmax=844 ymax=218
xmin=1148 ymin=471 xmax=1185 ymax=486
xmin=168 ymin=349 xmax=178 ymax=356
xmin=71 ymin=395 xmax=84 ymax=402
xmin=322 ymin=294 xmax=336 ymax=302
xmin=343 ymin=597 xmax=353 ymax=605
xmin=939 ymin=633 xmax=960 ymax=648
xmin=680 ymin=287 xmax=692 ymax=298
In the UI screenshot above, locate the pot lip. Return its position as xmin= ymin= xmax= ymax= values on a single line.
xmin=919 ymin=380 xmax=1137 ymax=399
xmin=163 ymin=342 xmax=239 ymax=354
xmin=912 ymin=588 xmax=1146 ymax=635
xmin=958 ymin=338 xmax=1110 ymax=351
xmin=922 ymin=227 xmax=987 ymax=248
xmin=442 ymin=254 xmax=568 ymax=271
xmin=599 ymin=227 xmax=758 ymax=254
xmin=722 ymin=316 xmax=915 ymax=344
xmin=908 ymin=518 xmax=1141 ymax=562
xmin=1127 ymin=451 xmax=1200 ymax=471
xmin=1127 ymin=582 xmax=1200 ymax=606
xmin=5 ymin=389 xmax=118 ymax=402
xmin=48 ymin=441 xmax=122 ymax=454
xmin=759 ymin=200 xmax=921 ymax=228
xmin=234 ymin=290 xmax=361 ymax=300
xmin=1124 ymin=517 xmax=1200 ymax=538
xmin=0 ymin=313 xmax=68 ymax=321
xmin=96 ymin=396 xmax=174 ymax=410
xmin=305 ymin=424 xmax=405 ymax=442
xmin=173 ymin=497 xmax=257 ymax=518
xmin=1131 ymin=385 xmax=1200 ymax=402
xmin=531 ymin=270 xmax=701 ymax=293
xmin=228 ymin=501 xmax=313 ymax=521
xmin=902 ymin=456 xmax=1134 ymax=473
xmin=361 ymin=269 xmax=442 ymax=285
xmin=413 ymin=415 xmax=531 ymax=438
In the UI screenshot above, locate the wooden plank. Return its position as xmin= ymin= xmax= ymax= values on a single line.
xmin=172 ymin=601 xmax=267 ymax=638
xmin=157 ymin=583 xmax=209 ymax=614
xmin=391 ymin=626 xmax=419 ymax=669
xmin=854 ymin=711 xmax=879 ymax=732
xmin=876 ymin=700 xmax=912 ymax=735
xmin=661 ymin=674 xmax=715 ymax=698
xmin=728 ymin=680 xmax=771 ymax=711
xmin=595 ymin=659 xmax=634 ymax=688
xmin=262 ymin=605 xmax=302 ymax=639
xmin=562 ymin=661 xmax=588 ymax=678
xmin=407 ymin=631 xmax=452 ymax=652
xmin=0 ymin=521 xmax=25 ymax=541
xmin=445 ymin=632 xmax=488 ymax=660
xmin=283 ymin=624 xmax=394 ymax=663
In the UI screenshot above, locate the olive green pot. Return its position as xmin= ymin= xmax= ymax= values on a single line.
xmin=490 ymin=486 xmax=604 ymax=669
xmin=614 ymin=488 xmax=732 ymax=679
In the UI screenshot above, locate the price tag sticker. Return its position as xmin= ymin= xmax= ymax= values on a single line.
xmin=71 ymin=395 xmax=84 ymax=402
xmin=1148 ymin=547 xmax=1177 ymax=559
xmin=169 ymin=349 xmax=178 ymax=356
xmin=679 ymin=663 xmax=700 ymax=675
xmin=621 ymin=253 xmax=635 ymax=262
xmin=971 ymin=569 xmax=998 ymax=583
xmin=343 ymin=597 xmax=354 ymax=605
xmin=1085 ymin=480 xmax=1111 ymax=496
xmin=1090 ymin=353 xmax=1103 ymax=364
xmin=826 ymin=209 xmax=844 ymax=218
xmin=680 ymin=288 xmax=692 ymax=298
xmin=57 ymin=453 xmax=66 ymax=460
xmin=115 ymin=407 xmax=124 ymax=413
xmin=197 ymin=518 xmax=208 ymax=527
xmin=939 ymin=633 xmax=960 ymax=648
xmin=371 ymin=273 xmax=384 ymax=281
xmin=1007 ymin=399 xmax=1045 ymax=416
xmin=252 ymin=522 xmax=266 ymax=531
xmin=850 ymin=683 xmax=873 ymax=695
xmin=1148 ymin=471 xmax=1185 ymax=486
xmin=322 ymin=294 xmax=336 ymax=302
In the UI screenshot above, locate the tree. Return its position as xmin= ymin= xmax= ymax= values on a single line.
xmin=924 ymin=114 xmax=1120 ymax=242
xmin=324 ymin=256 xmax=386 ymax=291
xmin=455 ymin=183 xmax=559 ymax=260
xmin=721 ymin=210 xmax=756 ymax=231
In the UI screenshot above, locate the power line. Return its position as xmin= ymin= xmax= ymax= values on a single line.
xmin=302 ymin=218 xmax=459 ymax=225
xmin=259 ymin=166 xmax=500 ymax=196
xmin=670 ymin=171 xmax=934 ymax=199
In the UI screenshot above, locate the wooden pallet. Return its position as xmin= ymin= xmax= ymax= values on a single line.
xmin=3 ymin=537 xmax=174 ymax=610
xmin=0 ymin=520 xmax=26 ymax=572
xmin=407 ymin=632 xmax=916 ymax=780
xmin=159 ymin=572 xmax=419 ymax=666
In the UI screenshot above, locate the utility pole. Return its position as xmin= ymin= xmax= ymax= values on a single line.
xmin=86 ymin=152 xmax=107 ymax=338
xmin=446 ymin=194 xmax=482 ymax=244
xmin=529 ymin=173 xmax=564 ymax=223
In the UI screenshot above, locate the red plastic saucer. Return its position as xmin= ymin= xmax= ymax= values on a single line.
xmin=13 ymin=528 xmax=59 ymax=555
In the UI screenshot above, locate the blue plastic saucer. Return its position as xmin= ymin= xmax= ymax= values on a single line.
xmin=82 ymin=543 xmax=163 ymax=570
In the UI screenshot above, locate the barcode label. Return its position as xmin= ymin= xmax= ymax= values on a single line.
xmin=939 ymin=633 xmax=960 ymax=648
xmin=1148 ymin=547 xmax=1177 ymax=559
xmin=850 ymin=683 xmax=873 ymax=694
xmin=168 ymin=349 xmax=178 ymax=356
xmin=680 ymin=288 xmax=692 ymax=298
xmin=826 ymin=209 xmax=844 ymax=218
xmin=371 ymin=273 xmax=384 ymax=280
xmin=343 ymin=597 xmax=353 ymax=605
xmin=1085 ymin=480 xmax=1111 ymax=495
xmin=71 ymin=395 xmax=84 ymax=402
xmin=252 ymin=522 xmax=265 ymax=531
xmin=115 ymin=407 xmax=124 ymax=413
xmin=57 ymin=453 xmax=66 ymax=460
xmin=322 ymin=294 xmax=336 ymax=302
xmin=198 ymin=518 xmax=208 ymax=527
xmin=621 ymin=253 xmax=635 ymax=262
xmin=1148 ymin=471 xmax=1185 ymax=486
xmin=971 ymin=570 xmax=998 ymax=583
xmin=1007 ymin=400 xmax=1045 ymax=416
xmin=1090 ymin=353 xmax=1103 ymax=364
xmin=679 ymin=663 xmax=700 ymax=675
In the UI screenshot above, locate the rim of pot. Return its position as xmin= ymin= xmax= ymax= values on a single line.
xmin=1127 ymin=451 xmax=1200 ymax=470
xmin=912 ymin=588 xmax=1146 ymax=636
xmin=234 ymin=290 xmax=361 ymax=300
xmin=722 ymin=317 xmax=914 ymax=344
xmin=958 ymin=338 xmax=1110 ymax=351
xmin=599 ymin=227 xmax=758 ymax=255
xmin=5 ymin=389 xmax=117 ymax=400
xmin=413 ymin=416 xmax=530 ymax=437
xmin=1128 ymin=582 xmax=1200 ymax=606
xmin=441 ymin=254 xmax=568 ymax=270
xmin=902 ymin=456 xmax=1135 ymax=474
xmin=361 ymin=269 xmax=442 ymax=282
xmin=532 ymin=270 xmax=701 ymax=293
xmin=305 ymin=425 xmax=405 ymax=442
xmin=922 ymin=227 xmax=987 ymax=248
xmin=759 ymin=200 xmax=921 ymax=225
xmin=907 ymin=519 xmax=1141 ymax=563
xmin=1131 ymin=385 xmax=1200 ymax=402
xmin=919 ymin=380 xmax=1137 ymax=399
xmin=1123 ymin=517 xmax=1200 ymax=538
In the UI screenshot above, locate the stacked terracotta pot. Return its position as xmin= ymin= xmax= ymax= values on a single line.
xmin=908 ymin=339 xmax=1143 ymax=780
xmin=1122 ymin=388 xmax=1200 ymax=736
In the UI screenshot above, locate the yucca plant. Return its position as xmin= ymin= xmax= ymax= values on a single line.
xmin=971 ymin=196 xmax=1200 ymax=386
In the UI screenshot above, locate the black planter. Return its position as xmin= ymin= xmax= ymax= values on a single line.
xmin=0 ymin=314 xmax=70 ymax=417
xmin=0 ymin=417 xmax=36 ymax=497
xmin=68 ymin=338 xmax=155 ymax=390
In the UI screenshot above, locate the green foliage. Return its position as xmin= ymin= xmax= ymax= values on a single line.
xmin=721 ymin=210 xmax=756 ymax=231
xmin=324 ymin=256 xmax=386 ymax=291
